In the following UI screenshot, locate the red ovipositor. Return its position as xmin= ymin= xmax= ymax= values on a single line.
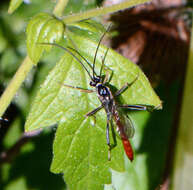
xmin=122 ymin=139 xmax=134 ymax=161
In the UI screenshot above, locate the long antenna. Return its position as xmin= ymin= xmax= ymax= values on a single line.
xmin=99 ymin=48 xmax=109 ymax=78
xmin=38 ymin=42 xmax=93 ymax=80
xmin=92 ymin=24 xmax=112 ymax=78
xmin=67 ymin=46 xmax=97 ymax=77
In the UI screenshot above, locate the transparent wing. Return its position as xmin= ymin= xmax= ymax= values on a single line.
xmin=122 ymin=114 xmax=135 ymax=138
xmin=113 ymin=109 xmax=135 ymax=139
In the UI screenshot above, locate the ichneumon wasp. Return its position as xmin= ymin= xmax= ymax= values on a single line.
xmin=39 ymin=26 xmax=150 ymax=161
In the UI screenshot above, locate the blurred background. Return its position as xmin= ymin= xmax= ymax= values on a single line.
xmin=0 ymin=0 xmax=192 ymax=189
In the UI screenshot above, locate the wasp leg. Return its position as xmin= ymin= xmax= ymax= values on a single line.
xmin=85 ymin=105 xmax=103 ymax=127
xmin=103 ymin=67 xmax=113 ymax=84
xmin=114 ymin=83 xmax=129 ymax=97
xmin=118 ymin=104 xmax=147 ymax=110
xmin=106 ymin=114 xmax=117 ymax=161
xmin=61 ymin=83 xmax=94 ymax=93
xmin=85 ymin=105 xmax=103 ymax=117
xmin=115 ymin=74 xmax=139 ymax=96
xmin=106 ymin=114 xmax=111 ymax=161
xmin=110 ymin=119 xmax=117 ymax=148
xmin=103 ymin=70 xmax=110 ymax=84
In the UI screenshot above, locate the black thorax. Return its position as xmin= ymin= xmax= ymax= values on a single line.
xmin=96 ymin=83 xmax=115 ymax=115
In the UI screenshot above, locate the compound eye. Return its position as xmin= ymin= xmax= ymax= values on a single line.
xmin=100 ymin=88 xmax=107 ymax=95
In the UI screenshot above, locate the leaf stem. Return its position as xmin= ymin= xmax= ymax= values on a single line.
xmin=62 ymin=0 xmax=150 ymax=24
xmin=53 ymin=0 xmax=69 ymax=17
xmin=0 ymin=0 xmax=70 ymax=119
xmin=0 ymin=56 xmax=34 ymax=117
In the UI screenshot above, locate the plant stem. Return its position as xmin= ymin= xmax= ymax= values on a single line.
xmin=0 ymin=129 xmax=42 ymax=165
xmin=0 ymin=0 xmax=70 ymax=119
xmin=0 ymin=56 xmax=34 ymax=117
xmin=0 ymin=0 xmax=150 ymax=119
xmin=62 ymin=0 xmax=150 ymax=24
xmin=53 ymin=0 xmax=69 ymax=17
xmin=171 ymin=16 xmax=193 ymax=190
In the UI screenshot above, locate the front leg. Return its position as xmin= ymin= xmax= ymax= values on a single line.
xmin=61 ymin=83 xmax=94 ymax=93
xmin=103 ymin=67 xmax=113 ymax=84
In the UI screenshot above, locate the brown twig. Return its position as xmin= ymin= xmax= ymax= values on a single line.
xmin=0 ymin=129 xmax=42 ymax=165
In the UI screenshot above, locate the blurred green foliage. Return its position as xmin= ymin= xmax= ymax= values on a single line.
xmin=0 ymin=0 xmax=190 ymax=190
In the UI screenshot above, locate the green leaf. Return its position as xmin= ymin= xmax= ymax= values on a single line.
xmin=52 ymin=119 xmax=124 ymax=190
xmin=26 ymin=13 xmax=65 ymax=63
xmin=68 ymin=20 xmax=105 ymax=41
xmin=3 ymin=117 xmax=22 ymax=148
xmin=70 ymin=33 xmax=162 ymax=107
xmin=25 ymin=30 xmax=161 ymax=189
xmin=25 ymin=34 xmax=161 ymax=131
xmin=8 ymin=0 xmax=23 ymax=14
xmin=0 ymin=27 xmax=7 ymax=53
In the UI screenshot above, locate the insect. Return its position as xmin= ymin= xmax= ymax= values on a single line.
xmin=39 ymin=27 xmax=149 ymax=161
